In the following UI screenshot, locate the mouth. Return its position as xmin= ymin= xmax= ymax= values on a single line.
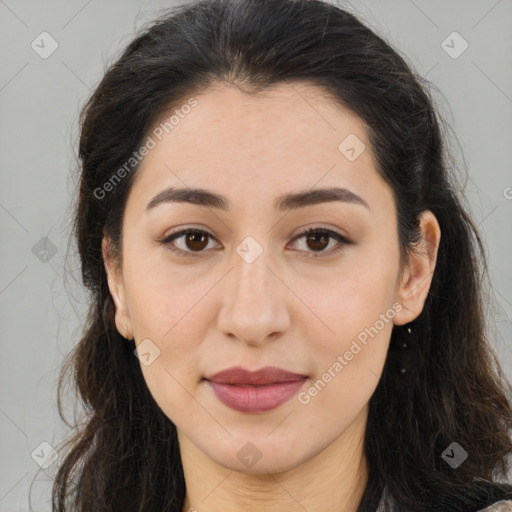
xmin=203 ymin=366 xmax=308 ymax=413
xmin=204 ymin=365 xmax=308 ymax=385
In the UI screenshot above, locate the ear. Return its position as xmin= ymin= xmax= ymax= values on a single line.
xmin=102 ymin=236 xmax=133 ymax=339
xmin=393 ymin=210 xmax=441 ymax=326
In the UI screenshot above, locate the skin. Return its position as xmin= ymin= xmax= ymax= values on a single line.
xmin=103 ymin=81 xmax=441 ymax=512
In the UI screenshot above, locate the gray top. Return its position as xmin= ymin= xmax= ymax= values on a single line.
xmin=484 ymin=503 xmax=512 ymax=512
xmin=375 ymin=486 xmax=512 ymax=511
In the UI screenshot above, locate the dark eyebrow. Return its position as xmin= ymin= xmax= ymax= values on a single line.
xmin=146 ymin=186 xmax=370 ymax=212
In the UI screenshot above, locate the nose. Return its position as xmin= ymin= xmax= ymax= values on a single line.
xmin=216 ymin=245 xmax=291 ymax=346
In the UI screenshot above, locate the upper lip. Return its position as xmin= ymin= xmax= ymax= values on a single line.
xmin=205 ymin=366 xmax=308 ymax=385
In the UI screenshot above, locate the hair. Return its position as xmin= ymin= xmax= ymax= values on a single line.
xmin=49 ymin=0 xmax=512 ymax=510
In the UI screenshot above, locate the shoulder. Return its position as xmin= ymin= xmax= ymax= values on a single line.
xmin=477 ymin=501 xmax=512 ymax=512
xmin=379 ymin=481 xmax=512 ymax=512
xmin=434 ymin=480 xmax=512 ymax=512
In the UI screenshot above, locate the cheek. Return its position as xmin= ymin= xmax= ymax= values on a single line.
xmin=297 ymin=280 xmax=395 ymax=420
xmin=122 ymin=245 xmax=207 ymax=337
xmin=140 ymin=360 xmax=196 ymax=429
xmin=296 ymin=242 xmax=399 ymax=373
xmin=303 ymin=245 xmax=399 ymax=326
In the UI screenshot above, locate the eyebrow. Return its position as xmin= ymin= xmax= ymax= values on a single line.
xmin=146 ymin=186 xmax=370 ymax=212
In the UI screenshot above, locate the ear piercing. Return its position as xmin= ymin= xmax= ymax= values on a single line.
xmin=124 ymin=324 xmax=134 ymax=341
xmin=399 ymin=326 xmax=412 ymax=374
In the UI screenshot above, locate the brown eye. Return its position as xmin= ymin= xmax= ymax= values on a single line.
xmin=162 ymin=229 xmax=220 ymax=257
xmin=290 ymin=227 xmax=352 ymax=258
xmin=184 ymin=231 xmax=209 ymax=251
xmin=305 ymin=232 xmax=330 ymax=252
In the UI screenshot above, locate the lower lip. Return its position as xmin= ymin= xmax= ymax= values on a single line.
xmin=206 ymin=379 xmax=307 ymax=413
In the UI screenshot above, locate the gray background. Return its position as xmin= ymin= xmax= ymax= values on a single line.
xmin=1 ymin=0 xmax=511 ymax=509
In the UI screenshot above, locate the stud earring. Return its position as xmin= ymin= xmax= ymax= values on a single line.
xmin=124 ymin=324 xmax=134 ymax=341
xmin=389 ymin=323 xmax=416 ymax=390
xmin=399 ymin=326 xmax=412 ymax=374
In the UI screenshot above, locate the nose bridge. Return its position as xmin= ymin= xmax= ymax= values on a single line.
xmin=233 ymin=244 xmax=272 ymax=304
xmin=217 ymin=238 xmax=290 ymax=344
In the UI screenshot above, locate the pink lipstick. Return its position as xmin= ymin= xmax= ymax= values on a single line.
xmin=204 ymin=366 xmax=308 ymax=413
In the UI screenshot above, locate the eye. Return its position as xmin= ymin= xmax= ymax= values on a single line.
xmin=160 ymin=229 xmax=220 ymax=257
xmin=160 ymin=227 xmax=352 ymax=259
xmin=289 ymin=227 xmax=352 ymax=258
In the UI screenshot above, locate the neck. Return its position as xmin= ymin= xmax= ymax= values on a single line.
xmin=179 ymin=406 xmax=369 ymax=512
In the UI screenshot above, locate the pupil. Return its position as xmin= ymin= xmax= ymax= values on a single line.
xmin=308 ymin=233 xmax=328 ymax=251
xmin=187 ymin=232 xmax=207 ymax=251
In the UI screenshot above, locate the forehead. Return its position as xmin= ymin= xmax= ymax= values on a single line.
xmin=145 ymin=80 xmax=366 ymax=160
xmin=126 ymin=81 xmax=392 ymax=216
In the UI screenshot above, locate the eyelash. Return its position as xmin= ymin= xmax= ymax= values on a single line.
xmin=159 ymin=227 xmax=352 ymax=259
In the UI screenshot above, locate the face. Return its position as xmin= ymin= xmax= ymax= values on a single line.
xmin=103 ymin=81 xmax=439 ymax=474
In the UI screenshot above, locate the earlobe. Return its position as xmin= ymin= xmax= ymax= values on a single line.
xmin=102 ymin=236 xmax=133 ymax=339
xmin=393 ymin=210 xmax=441 ymax=326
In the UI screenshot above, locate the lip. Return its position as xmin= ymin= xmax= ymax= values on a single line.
xmin=204 ymin=366 xmax=308 ymax=413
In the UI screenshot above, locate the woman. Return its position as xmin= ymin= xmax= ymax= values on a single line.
xmin=51 ymin=0 xmax=512 ymax=510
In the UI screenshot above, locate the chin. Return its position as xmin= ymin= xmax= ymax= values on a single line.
xmin=208 ymin=440 xmax=311 ymax=475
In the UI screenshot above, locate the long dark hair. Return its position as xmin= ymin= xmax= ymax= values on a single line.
xmin=50 ymin=0 xmax=512 ymax=510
